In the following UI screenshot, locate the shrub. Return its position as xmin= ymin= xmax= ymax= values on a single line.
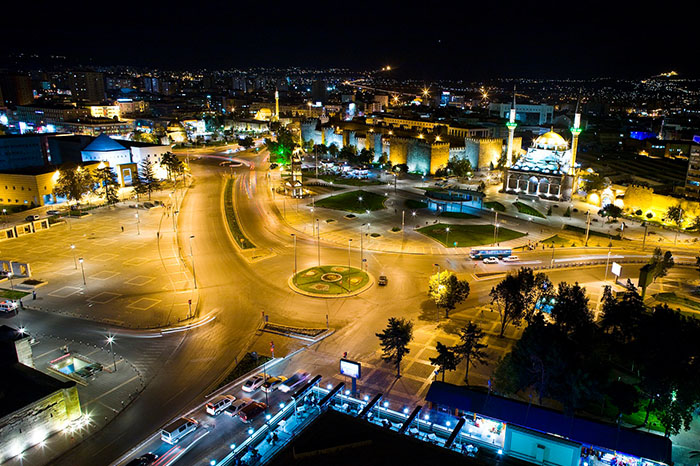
xmin=646 ymin=212 xmax=654 ymax=219
xmin=635 ymin=209 xmax=643 ymax=216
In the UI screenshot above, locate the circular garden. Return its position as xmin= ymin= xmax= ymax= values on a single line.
xmin=290 ymin=265 xmax=372 ymax=297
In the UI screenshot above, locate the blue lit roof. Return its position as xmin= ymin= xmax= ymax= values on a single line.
xmin=426 ymin=382 xmax=671 ymax=464
xmin=82 ymin=133 xmax=127 ymax=152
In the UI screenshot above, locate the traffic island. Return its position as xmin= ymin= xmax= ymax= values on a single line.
xmin=418 ymin=223 xmax=526 ymax=247
xmin=289 ymin=265 xmax=373 ymax=298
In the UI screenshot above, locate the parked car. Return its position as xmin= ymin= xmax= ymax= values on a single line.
xmin=261 ymin=376 xmax=287 ymax=393
xmin=378 ymin=276 xmax=388 ymax=286
xmin=502 ymin=256 xmax=520 ymax=263
xmin=205 ymin=394 xmax=235 ymax=416
xmin=482 ymin=257 xmax=499 ymax=264
xmin=279 ymin=371 xmax=310 ymax=393
xmin=46 ymin=210 xmax=62 ymax=216
xmin=238 ymin=402 xmax=267 ymax=423
xmin=224 ymin=399 xmax=249 ymax=417
xmin=241 ymin=375 xmax=265 ymax=393
xmin=25 ymin=215 xmax=40 ymax=222
xmin=0 ymin=300 xmax=19 ymax=314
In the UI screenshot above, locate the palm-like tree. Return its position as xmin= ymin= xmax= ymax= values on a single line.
xmin=452 ymin=321 xmax=488 ymax=384
xmin=429 ymin=342 xmax=461 ymax=382
xmin=376 ymin=317 xmax=414 ymax=377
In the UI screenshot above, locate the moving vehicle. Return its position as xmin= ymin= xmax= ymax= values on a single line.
xmin=482 ymin=257 xmax=499 ymax=264
xmin=25 ymin=215 xmax=40 ymax=222
xmin=242 ymin=375 xmax=265 ymax=392
xmin=0 ymin=300 xmax=18 ymax=314
xmin=238 ymin=402 xmax=267 ymax=423
xmin=206 ymin=394 xmax=235 ymax=416
xmin=502 ymin=255 xmax=520 ymax=262
xmin=469 ymin=247 xmax=512 ymax=260
xmin=160 ymin=417 xmax=198 ymax=444
xmin=224 ymin=399 xmax=249 ymax=417
xmin=261 ymin=376 xmax=287 ymax=393
xmin=279 ymin=371 xmax=310 ymax=393
xmin=125 ymin=453 xmax=158 ymax=466
xmin=378 ymin=275 xmax=388 ymax=286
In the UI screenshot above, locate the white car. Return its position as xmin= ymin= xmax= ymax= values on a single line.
xmin=241 ymin=375 xmax=265 ymax=393
xmin=205 ymin=394 xmax=235 ymax=416
xmin=482 ymin=257 xmax=499 ymax=264
xmin=224 ymin=399 xmax=249 ymax=417
xmin=502 ymin=256 xmax=520 ymax=262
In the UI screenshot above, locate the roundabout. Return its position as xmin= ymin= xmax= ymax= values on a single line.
xmin=289 ymin=265 xmax=373 ymax=298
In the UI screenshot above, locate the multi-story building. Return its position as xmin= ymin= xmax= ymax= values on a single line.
xmin=86 ymin=104 xmax=121 ymax=119
xmin=684 ymin=145 xmax=700 ymax=200
xmin=116 ymin=99 xmax=149 ymax=115
xmin=14 ymin=103 xmax=87 ymax=128
xmin=489 ymin=102 xmax=553 ymax=125
xmin=0 ymin=74 xmax=33 ymax=107
xmin=0 ymin=135 xmax=52 ymax=170
xmin=68 ymin=71 xmax=105 ymax=102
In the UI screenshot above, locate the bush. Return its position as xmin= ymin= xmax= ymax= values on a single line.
xmin=391 ymin=226 xmax=401 ymax=232
xmin=646 ymin=212 xmax=654 ymax=219
xmin=635 ymin=209 xmax=643 ymax=216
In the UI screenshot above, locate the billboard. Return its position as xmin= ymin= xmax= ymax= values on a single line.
xmin=339 ymin=359 xmax=361 ymax=379
xmin=611 ymin=262 xmax=621 ymax=277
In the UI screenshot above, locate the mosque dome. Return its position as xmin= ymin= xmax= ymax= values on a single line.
xmin=534 ymin=131 xmax=568 ymax=150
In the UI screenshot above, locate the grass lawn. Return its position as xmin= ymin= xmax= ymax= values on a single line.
xmin=215 ymin=352 xmax=271 ymax=390
xmin=405 ymin=199 xmax=428 ymax=209
xmin=224 ymin=179 xmax=255 ymax=249
xmin=0 ymin=289 xmax=29 ymax=299
xmin=313 ymin=174 xmax=384 ymax=186
xmin=563 ymin=224 xmax=621 ymax=240
xmin=484 ymin=201 xmax=506 ymax=212
xmin=513 ymin=201 xmax=546 ymax=218
xmin=600 ymin=399 xmax=664 ymax=433
xmin=654 ymin=292 xmax=700 ymax=312
xmin=541 ymin=235 xmax=572 ymax=247
xmin=418 ymin=223 xmax=525 ymax=247
xmin=439 ymin=211 xmax=479 ymax=219
xmin=293 ymin=266 xmax=370 ymax=295
xmin=314 ymin=190 xmax=386 ymax=213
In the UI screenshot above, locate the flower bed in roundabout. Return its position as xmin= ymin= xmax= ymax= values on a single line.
xmin=289 ymin=265 xmax=373 ymax=297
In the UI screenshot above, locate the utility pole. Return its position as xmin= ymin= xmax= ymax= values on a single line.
xmin=402 ymin=210 xmax=405 ymax=232
xmin=642 ymin=222 xmax=648 ymax=251
xmin=291 ymin=233 xmax=297 ymax=274
xmin=360 ymin=224 xmax=365 ymax=266
xmin=348 ymin=239 xmax=352 ymax=267
xmin=316 ymin=218 xmax=321 ymax=266
xmin=492 ymin=211 xmax=499 ymax=246
xmin=584 ymin=210 xmax=591 ymax=247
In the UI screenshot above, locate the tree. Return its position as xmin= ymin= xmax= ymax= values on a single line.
xmin=446 ymin=157 xmax=472 ymax=178
xmin=160 ymin=152 xmax=183 ymax=181
xmin=378 ymin=153 xmax=389 ymax=166
xmin=550 ymin=282 xmax=592 ymax=336
xmin=338 ymin=145 xmax=356 ymax=161
xmin=265 ymin=126 xmax=298 ymax=164
xmin=95 ymin=166 xmax=119 ymax=205
xmin=357 ymin=148 xmax=374 ymax=165
xmin=376 ymin=317 xmax=414 ymax=377
xmin=139 ymin=159 xmax=162 ymax=200
xmin=600 ymin=283 xmax=644 ymax=345
xmin=239 ymin=136 xmax=255 ymax=149
xmin=648 ymin=247 xmax=674 ymax=282
xmin=328 ymin=143 xmax=339 ymax=158
xmin=489 ymin=268 xmax=551 ymax=337
xmin=452 ymin=321 xmax=488 ymax=384
xmin=429 ymin=342 xmax=461 ymax=382
xmin=664 ymin=204 xmax=685 ymax=244
xmin=606 ymin=381 xmax=641 ymax=419
xmin=53 ymin=165 xmax=95 ymax=203
xmin=133 ymin=131 xmax=159 ymax=144
xmin=428 ymin=271 xmax=470 ymax=318
xmin=579 ymin=172 xmax=608 ymax=193
xmin=302 ymin=138 xmax=314 ymax=153
xmin=599 ymin=203 xmax=622 ymax=221
xmin=313 ymin=144 xmax=328 ymax=159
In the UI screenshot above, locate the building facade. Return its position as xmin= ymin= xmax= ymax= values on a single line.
xmin=489 ymin=102 xmax=554 ymax=125
xmin=68 ymin=71 xmax=105 ymax=102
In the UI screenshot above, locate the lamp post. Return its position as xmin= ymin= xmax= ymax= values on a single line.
xmin=70 ymin=244 xmax=77 ymax=270
xmin=7 ymin=272 xmax=14 ymax=290
xmin=291 ymin=234 xmax=297 ymax=274
xmin=434 ymin=263 xmax=441 ymax=275
xmin=348 ymin=239 xmax=352 ymax=267
xmin=189 ymin=235 xmax=197 ymax=289
xmin=78 ymin=257 xmax=86 ymax=286
xmin=360 ymin=224 xmax=365 ymax=266
xmin=445 ymin=227 xmax=450 ymax=247
xmin=584 ymin=210 xmax=591 ymax=247
xmin=135 ymin=211 xmax=140 ymax=235
xmin=316 ymin=218 xmax=321 ymax=266
xmin=642 ymin=222 xmax=649 ymax=251
xmin=604 ymin=247 xmax=612 ymax=282
xmin=106 ymin=336 xmax=117 ymax=372
xmin=492 ymin=211 xmax=499 ymax=246
xmin=173 ymin=209 xmax=179 ymax=232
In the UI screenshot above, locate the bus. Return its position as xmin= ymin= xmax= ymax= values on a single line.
xmin=469 ymin=247 xmax=512 ymax=260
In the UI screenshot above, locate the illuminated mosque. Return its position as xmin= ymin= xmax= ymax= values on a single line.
xmin=502 ymin=94 xmax=582 ymax=201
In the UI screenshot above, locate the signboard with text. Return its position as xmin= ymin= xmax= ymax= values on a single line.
xmin=339 ymin=358 xmax=361 ymax=379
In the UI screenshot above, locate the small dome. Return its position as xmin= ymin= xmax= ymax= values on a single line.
xmin=534 ymin=131 xmax=567 ymax=149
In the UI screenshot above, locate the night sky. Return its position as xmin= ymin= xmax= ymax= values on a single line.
xmin=5 ymin=0 xmax=699 ymax=79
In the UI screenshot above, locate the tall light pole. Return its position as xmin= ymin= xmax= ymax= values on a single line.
xmin=642 ymin=222 xmax=649 ymax=251
xmin=434 ymin=263 xmax=441 ymax=275
xmin=492 ymin=211 xmax=499 ymax=246
xmin=291 ymin=233 xmax=297 ymax=274
xmin=348 ymin=239 xmax=352 ymax=267
xmin=135 ymin=211 xmax=140 ymax=235
xmin=604 ymin=248 xmax=612 ymax=282
xmin=316 ymin=218 xmax=321 ymax=266
xmin=106 ymin=336 xmax=117 ymax=372
xmin=70 ymin=244 xmax=77 ymax=269
xmin=189 ymin=235 xmax=197 ymax=289
xmin=173 ymin=209 xmax=179 ymax=232
xmin=584 ymin=210 xmax=591 ymax=247
xmin=7 ymin=272 xmax=14 ymax=290
xmin=360 ymin=223 xmax=365 ymax=266
xmin=78 ymin=257 xmax=86 ymax=286
xmin=445 ymin=227 xmax=450 ymax=247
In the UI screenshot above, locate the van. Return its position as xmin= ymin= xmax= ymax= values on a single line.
xmin=160 ymin=417 xmax=198 ymax=444
xmin=206 ymin=395 xmax=235 ymax=416
xmin=0 ymin=300 xmax=18 ymax=314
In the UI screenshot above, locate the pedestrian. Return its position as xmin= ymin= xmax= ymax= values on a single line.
xmin=157 ymin=232 xmax=160 ymax=239
xmin=19 ymin=299 xmax=23 ymax=310
xmin=121 ymin=225 xmax=124 ymax=232
xmin=32 ymin=290 xmax=36 ymax=300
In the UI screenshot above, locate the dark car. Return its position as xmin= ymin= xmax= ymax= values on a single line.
xmin=378 ymin=275 xmax=388 ymax=286
xmin=125 ymin=453 xmax=158 ymax=466
xmin=238 ymin=402 xmax=267 ymax=423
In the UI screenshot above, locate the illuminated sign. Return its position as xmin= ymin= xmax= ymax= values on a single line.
xmin=611 ymin=262 xmax=621 ymax=277
xmin=339 ymin=359 xmax=361 ymax=379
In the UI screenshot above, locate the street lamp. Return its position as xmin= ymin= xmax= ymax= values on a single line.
xmin=316 ymin=218 xmax=321 ymax=266
xmin=135 ymin=212 xmax=140 ymax=235
xmin=348 ymin=239 xmax=352 ymax=267
xmin=434 ymin=263 xmax=441 ymax=275
xmin=70 ymin=244 xmax=77 ymax=270
xmin=492 ymin=211 xmax=499 ymax=246
xmin=78 ymin=258 xmax=86 ymax=286
xmin=189 ymin=235 xmax=197 ymax=289
xmin=106 ymin=336 xmax=117 ymax=372
xmin=291 ymin=234 xmax=297 ymax=274
xmin=7 ymin=272 xmax=14 ymax=290
xmin=445 ymin=227 xmax=450 ymax=247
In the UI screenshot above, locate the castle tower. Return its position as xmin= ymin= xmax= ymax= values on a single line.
xmin=274 ymin=90 xmax=280 ymax=121
xmin=505 ymin=87 xmax=517 ymax=168
xmin=569 ymin=98 xmax=582 ymax=176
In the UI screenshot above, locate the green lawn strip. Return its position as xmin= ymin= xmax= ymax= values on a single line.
xmin=0 ymin=289 xmax=29 ymax=299
xmin=563 ymin=224 xmax=621 ymax=240
xmin=654 ymin=292 xmax=700 ymax=311
xmin=215 ymin=352 xmax=272 ymax=390
xmin=405 ymin=199 xmax=428 ymax=209
xmin=418 ymin=223 xmax=525 ymax=247
xmin=599 ymin=398 xmax=664 ymax=433
xmin=439 ymin=211 xmax=479 ymax=219
xmin=314 ymin=190 xmax=386 ymax=213
xmin=311 ymin=174 xmax=384 ymax=186
xmin=223 ymin=178 xmax=255 ymax=249
xmin=293 ymin=266 xmax=369 ymax=294
xmin=484 ymin=201 xmax=506 ymax=212
xmin=513 ymin=201 xmax=546 ymax=219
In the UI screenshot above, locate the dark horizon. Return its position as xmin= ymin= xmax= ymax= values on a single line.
xmin=4 ymin=0 xmax=700 ymax=79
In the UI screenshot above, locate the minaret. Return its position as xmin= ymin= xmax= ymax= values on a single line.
xmin=569 ymin=97 xmax=582 ymax=176
xmin=505 ymin=86 xmax=517 ymax=168
xmin=658 ymin=116 xmax=665 ymax=140
xmin=274 ymin=90 xmax=280 ymax=121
